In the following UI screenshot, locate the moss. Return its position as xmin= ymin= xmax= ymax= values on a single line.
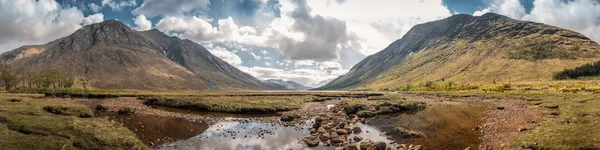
xmin=340 ymin=95 xmax=426 ymax=117
xmin=44 ymin=105 xmax=93 ymax=118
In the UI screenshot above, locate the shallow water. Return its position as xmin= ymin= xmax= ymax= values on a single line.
xmin=99 ymin=104 xmax=486 ymax=150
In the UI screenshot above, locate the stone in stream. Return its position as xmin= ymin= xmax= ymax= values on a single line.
xmin=374 ymin=141 xmax=387 ymax=150
xmin=280 ymin=114 xmax=300 ymax=121
xmin=304 ymin=136 xmax=320 ymax=147
xmin=331 ymin=137 xmax=345 ymax=143
xmin=345 ymin=142 xmax=359 ymax=150
xmin=359 ymin=139 xmax=374 ymax=150
xmin=330 ymin=132 xmax=339 ymax=139
xmin=338 ymin=122 xmax=347 ymax=128
xmin=319 ymin=132 xmax=331 ymax=141
xmin=336 ymin=129 xmax=349 ymax=135
xmin=353 ymin=135 xmax=363 ymax=142
xmin=318 ymin=127 xmax=327 ymax=133
xmin=352 ymin=125 xmax=362 ymax=133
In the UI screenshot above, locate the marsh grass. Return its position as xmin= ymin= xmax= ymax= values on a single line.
xmin=0 ymin=95 xmax=145 ymax=149
xmin=416 ymin=91 xmax=600 ymax=149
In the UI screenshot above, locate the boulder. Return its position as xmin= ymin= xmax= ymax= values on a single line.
xmin=319 ymin=132 xmax=330 ymax=141
xmin=353 ymin=136 xmax=363 ymax=142
xmin=280 ymin=114 xmax=300 ymax=121
xmin=374 ymin=142 xmax=387 ymax=150
xmin=318 ymin=127 xmax=327 ymax=133
xmin=345 ymin=143 xmax=359 ymax=150
xmin=352 ymin=126 xmax=362 ymax=133
xmin=359 ymin=139 xmax=374 ymax=150
xmin=337 ymin=129 xmax=349 ymax=135
xmin=304 ymin=136 xmax=320 ymax=147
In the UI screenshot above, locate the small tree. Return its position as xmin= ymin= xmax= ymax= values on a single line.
xmin=0 ymin=64 xmax=19 ymax=90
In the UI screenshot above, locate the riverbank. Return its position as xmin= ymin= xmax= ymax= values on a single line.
xmin=0 ymin=93 xmax=145 ymax=149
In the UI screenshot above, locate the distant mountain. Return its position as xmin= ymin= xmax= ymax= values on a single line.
xmin=262 ymin=79 xmax=312 ymax=90
xmin=318 ymin=13 xmax=600 ymax=90
xmin=0 ymin=20 xmax=283 ymax=90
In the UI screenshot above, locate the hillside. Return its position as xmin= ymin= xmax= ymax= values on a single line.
xmin=318 ymin=13 xmax=600 ymax=90
xmin=0 ymin=20 xmax=282 ymax=90
xmin=262 ymin=79 xmax=312 ymax=90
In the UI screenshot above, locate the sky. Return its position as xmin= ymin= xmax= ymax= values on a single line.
xmin=1 ymin=0 xmax=600 ymax=87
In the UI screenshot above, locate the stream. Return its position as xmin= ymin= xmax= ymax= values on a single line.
xmin=97 ymin=104 xmax=486 ymax=150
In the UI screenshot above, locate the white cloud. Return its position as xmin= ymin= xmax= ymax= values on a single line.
xmin=238 ymin=66 xmax=347 ymax=87
xmin=88 ymin=3 xmax=101 ymax=12
xmin=82 ymin=13 xmax=105 ymax=25
xmin=101 ymin=0 xmax=137 ymax=11
xmin=475 ymin=0 xmax=600 ymax=43
xmin=132 ymin=0 xmax=210 ymax=17
xmin=133 ymin=15 xmax=152 ymax=31
xmin=204 ymin=44 xmax=243 ymax=66
xmin=0 ymin=0 xmax=102 ymax=52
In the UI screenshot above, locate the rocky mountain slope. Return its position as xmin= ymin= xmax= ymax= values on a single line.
xmin=0 ymin=20 xmax=282 ymax=90
xmin=318 ymin=13 xmax=600 ymax=90
xmin=262 ymin=79 xmax=312 ymax=90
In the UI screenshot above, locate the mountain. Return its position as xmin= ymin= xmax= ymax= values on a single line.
xmin=262 ymin=79 xmax=312 ymax=90
xmin=0 ymin=20 xmax=282 ymax=90
xmin=318 ymin=13 xmax=600 ymax=90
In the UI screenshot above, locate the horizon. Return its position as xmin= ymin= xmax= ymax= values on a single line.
xmin=1 ymin=0 xmax=600 ymax=87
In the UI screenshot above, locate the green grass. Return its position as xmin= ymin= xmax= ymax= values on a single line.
xmin=340 ymin=94 xmax=426 ymax=117
xmin=0 ymin=95 xmax=145 ymax=149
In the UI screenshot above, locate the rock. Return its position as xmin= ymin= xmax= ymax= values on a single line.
xmin=118 ymin=107 xmax=135 ymax=114
xmin=495 ymin=106 xmax=505 ymax=110
xmin=353 ymin=136 xmax=363 ymax=142
xmin=398 ymin=144 xmax=408 ymax=149
xmin=544 ymin=105 xmax=559 ymax=109
xmin=335 ymin=147 xmax=344 ymax=150
xmin=304 ymin=136 xmax=320 ymax=147
xmin=374 ymin=141 xmax=387 ymax=150
xmin=316 ymin=116 xmax=327 ymax=122
xmin=318 ymin=127 xmax=327 ymax=133
xmin=359 ymin=139 xmax=374 ymax=150
xmin=280 ymin=114 xmax=300 ymax=121
xmin=310 ymin=128 xmax=317 ymax=133
xmin=352 ymin=126 xmax=362 ymax=133
xmin=518 ymin=127 xmax=527 ymax=132
xmin=464 ymin=147 xmax=475 ymax=150
xmin=395 ymin=127 xmax=424 ymax=138
xmin=414 ymin=145 xmax=423 ymax=150
xmin=331 ymin=137 xmax=345 ymax=143
xmin=95 ymin=104 xmax=109 ymax=111
xmin=339 ymin=122 xmax=347 ymax=128
xmin=319 ymin=132 xmax=330 ymax=141
xmin=345 ymin=142 xmax=359 ymax=150
xmin=330 ymin=132 xmax=339 ymax=139
xmin=385 ymin=146 xmax=397 ymax=150
xmin=337 ymin=129 xmax=349 ymax=135
xmin=323 ymin=125 xmax=332 ymax=130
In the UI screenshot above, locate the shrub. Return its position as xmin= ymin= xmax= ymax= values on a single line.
xmin=553 ymin=60 xmax=600 ymax=80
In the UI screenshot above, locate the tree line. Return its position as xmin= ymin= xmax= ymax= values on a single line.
xmin=553 ymin=60 xmax=600 ymax=80
xmin=0 ymin=64 xmax=75 ymax=90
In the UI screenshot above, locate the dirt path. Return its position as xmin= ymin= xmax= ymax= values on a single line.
xmin=404 ymin=93 xmax=542 ymax=149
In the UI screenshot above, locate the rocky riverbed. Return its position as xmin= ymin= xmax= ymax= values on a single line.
xmin=42 ymin=91 xmax=534 ymax=150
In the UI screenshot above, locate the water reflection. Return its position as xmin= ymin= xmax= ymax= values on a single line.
xmin=158 ymin=118 xmax=311 ymax=150
xmin=101 ymin=104 xmax=486 ymax=150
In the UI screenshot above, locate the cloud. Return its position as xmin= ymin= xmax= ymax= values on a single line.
xmin=238 ymin=66 xmax=347 ymax=87
xmin=0 ymin=0 xmax=101 ymax=52
xmin=82 ymin=13 xmax=105 ymax=25
xmin=88 ymin=3 xmax=101 ymax=12
xmin=132 ymin=0 xmax=210 ymax=17
xmin=133 ymin=15 xmax=152 ymax=31
xmin=475 ymin=0 xmax=600 ymax=43
xmin=101 ymin=0 xmax=137 ymax=11
xmin=204 ymin=44 xmax=243 ymax=66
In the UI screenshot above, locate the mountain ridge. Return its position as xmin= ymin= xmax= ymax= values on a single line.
xmin=318 ymin=13 xmax=600 ymax=90
xmin=0 ymin=20 xmax=282 ymax=90
xmin=262 ymin=79 xmax=312 ymax=90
